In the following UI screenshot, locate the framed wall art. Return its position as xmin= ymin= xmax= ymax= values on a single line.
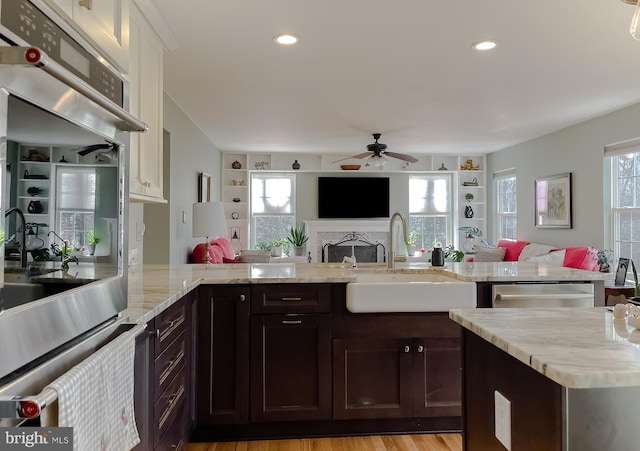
xmin=535 ymin=172 xmax=572 ymax=228
xmin=198 ymin=172 xmax=211 ymax=202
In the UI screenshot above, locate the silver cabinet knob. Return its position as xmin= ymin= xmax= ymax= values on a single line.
xmin=417 ymin=345 xmax=424 ymax=353
xmin=239 ymin=294 xmax=246 ymax=302
xmin=404 ymin=345 xmax=410 ymax=353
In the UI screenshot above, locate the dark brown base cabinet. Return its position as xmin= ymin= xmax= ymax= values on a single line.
xmin=134 ymin=288 xmax=197 ymax=451
xmin=197 ymin=285 xmax=250 ymax=425
xmin=192 ymin=283 xmax=462 ymax=441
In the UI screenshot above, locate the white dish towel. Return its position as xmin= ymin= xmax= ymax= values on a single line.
xmin=46 ymin=326 xmax=141 ymax=451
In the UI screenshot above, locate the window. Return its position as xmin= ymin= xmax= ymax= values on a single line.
xmin=408 ymin=174 xmax=452 ymax=251
xmin=494 ymin=170 xmax=517 ymax=241
xmin=251 ymin=173 xmax=295 ymax=248
xmin=606 ymin=143 xmax=640 ymax=270
xmin=56 ymin=167 xmax=96 ymax=248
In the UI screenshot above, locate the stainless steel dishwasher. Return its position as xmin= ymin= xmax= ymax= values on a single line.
xmin=492 ymin=283 xmax=594 ymax=308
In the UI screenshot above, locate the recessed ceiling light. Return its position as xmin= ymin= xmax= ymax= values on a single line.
xmin=472 ymin=41 xmax=497 ymax=51
xmin=273 ymin=33 xmax=300 ymax=45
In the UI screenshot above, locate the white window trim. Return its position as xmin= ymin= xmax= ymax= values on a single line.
xmin=493 ymin=168 xmax=517 ymax=242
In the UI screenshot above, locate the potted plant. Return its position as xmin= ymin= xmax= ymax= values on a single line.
xmin=596 ymin=249 xmax=613 ymax=272
xmin=443 ymin=244 xmax=465 ymax=262
xmin=269 ymin=238 xmax=289 ymax=257
xmin=88 ymin=230 xmax=100 ymax=255
xmin=465 ymin=193 xmax=474 ymax=202
xmin=405 ymin=232 xmax=420 ymax=256
xmin=287 ymin=223 xmax=309 ymax=256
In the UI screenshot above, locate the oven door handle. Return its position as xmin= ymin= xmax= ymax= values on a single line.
xmin=0 ymin=46 xmax=148 ymax=133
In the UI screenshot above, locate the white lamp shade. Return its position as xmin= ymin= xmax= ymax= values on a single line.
xmin=193 ymin=202 xmax=227 ymax=239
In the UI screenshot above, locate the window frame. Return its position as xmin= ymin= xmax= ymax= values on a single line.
xmin=494 ymin=169 xmax=517 ymax=242
xmin=250 ymin=172 xmax=296 ymax=248
xmin=408 ymin=173 xmax=454 ymax=250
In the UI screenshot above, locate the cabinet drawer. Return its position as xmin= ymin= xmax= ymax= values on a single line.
xmin=251 ymin=284 xmax=331 ymax=313
xmin=154 ymin=370 xmax=186 ymax=447
xmin=154 ymin=300 xmax=187 ymax=357
xmin=154 ymin=402 xmax=186 ymax=451
xmin=154 ymin=332 xmax=186 ymax=402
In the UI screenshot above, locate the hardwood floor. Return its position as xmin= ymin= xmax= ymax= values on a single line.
xmin=188 ymin=434 xmax=462 ymax=451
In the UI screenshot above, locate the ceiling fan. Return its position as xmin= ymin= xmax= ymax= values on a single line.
xmin=333 ymin=133 xmax=419 ymax=166
xmin=72 ymin=142 xmax=118 ymax=162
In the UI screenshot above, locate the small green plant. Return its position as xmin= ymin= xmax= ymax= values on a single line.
xmin=88 ymin=230 xmax=100 ymax=245
xmin=632 ymin=260 xmax=640 ymax=297
xmin=464 ymin=193 xmax=474 ymax=202
xmin=457 ymin=226 xmax=483 ymax=237
xmin=255 ymin=241 xmax=271 ymax=251
xmin=406 ymin=232 xmax=420 ymax=247
xmin=287 ymin=223 xmax=309 ymax=247
xmin=443 ymin=244 xmax=465 ymax=262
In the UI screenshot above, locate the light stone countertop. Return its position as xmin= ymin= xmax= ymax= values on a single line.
xmin=123 ymin=261 xmax=608 ymax=324
xmin=450 ymin=307 xmax=640 ymax=389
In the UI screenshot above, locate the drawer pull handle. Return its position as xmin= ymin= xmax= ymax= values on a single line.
xmin=159 ymin=315 xmax=185 ymax=341
xmin=417 ymin=345 xmax=424 ymax=353
xmin=404 ymin=345 xmax=410 ymax=353
xmin=159 ymin=350 xmax=185 ymax=386
xmin=282 ymin=320 xmax=302 ymax=325
xmin=239 ymin=294 xmax=246 ymax=302
xmin=281 ymin=297 xmax=302 ymax=301
xmin=158 ymin=384 xmax=185 ymax=430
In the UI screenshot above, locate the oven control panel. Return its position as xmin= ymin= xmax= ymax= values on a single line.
xmin=0 ymin=0 xmax=124 ymax=107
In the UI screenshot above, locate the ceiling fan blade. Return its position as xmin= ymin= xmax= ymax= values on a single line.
xmin=331 ymin=152 xmax=371 ymax=163
xmin=384 ymin=151 xmax=419 ymax=163
xmin=77 ymin=143 xmax=111 ymax=156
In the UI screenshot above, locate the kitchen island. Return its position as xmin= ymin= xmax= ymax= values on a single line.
xmin=122 ymin=262 xmax=608 ymax=447
xmin=450 ymin=307 xmax=640 ymax=451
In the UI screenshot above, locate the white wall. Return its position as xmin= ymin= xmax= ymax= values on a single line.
xmin=487 ymin=102 xmax=640 ymax=248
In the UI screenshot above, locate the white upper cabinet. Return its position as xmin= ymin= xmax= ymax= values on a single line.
xmin=44 ymin=0 xmax=130 ymax=73
xmin=127 ymin=2 xmax=165 ymax=203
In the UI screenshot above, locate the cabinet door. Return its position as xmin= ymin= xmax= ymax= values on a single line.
xmin=413 ymin=337 xmax=462 ymax=418
xmin=45 ymin=0 xmax=129 ymax=72
xmin=250 ymin=314 xmax=331 ymax=422
xmin=332 ymin=338 xmax=413 ymax=419
xmin=197 ymin=286 xmax=250 ymax=424
xmin=128 ymin=3 xmax=165 ymax=203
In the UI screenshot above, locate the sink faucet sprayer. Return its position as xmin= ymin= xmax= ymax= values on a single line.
xmin=4 ymin=208 xmax=28 ymax=268
xmin=388 ymin=211 xmax=408 ymax=268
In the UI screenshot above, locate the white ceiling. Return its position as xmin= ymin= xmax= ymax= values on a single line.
xmin=153 ymin=0 xmax=640 ymax=156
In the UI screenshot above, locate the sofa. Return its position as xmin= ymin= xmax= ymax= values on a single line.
xmin=472 ymin=240 xmax=600 ymax=272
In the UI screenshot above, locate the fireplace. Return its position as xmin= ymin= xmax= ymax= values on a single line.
xmin=305 ymin=220 xmax=389 ymax=263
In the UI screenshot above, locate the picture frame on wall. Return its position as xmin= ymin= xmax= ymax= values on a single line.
xmin=198 ymin=172 xmax=211 ymax=202
xmin=535 ymin=172 xmax=572 ymax=228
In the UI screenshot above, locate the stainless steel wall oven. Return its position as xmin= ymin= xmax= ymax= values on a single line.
xmin=0 ymin=0 xmax=144 ymax=408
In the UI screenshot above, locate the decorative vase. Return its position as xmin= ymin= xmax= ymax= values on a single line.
xmin=270 ymin=246 xmax=283 ymax=257
xmin=292 ymin=160 xmax=300 ymax=170
xmin=231 ymin=160 xmax=242 ymax=169
xmin=293 ymin=245 xmax=305 ymax=256
xmin=464 ymin=205 xmax=474 ymax=218
xmin=27 ymin=200 xmax=43 ymax=213
xmin=88 ymin=243 xmax=96 ymax=255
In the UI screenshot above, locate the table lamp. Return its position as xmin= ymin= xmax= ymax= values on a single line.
xmin=193 ymin=201 xmax=227 ymax=265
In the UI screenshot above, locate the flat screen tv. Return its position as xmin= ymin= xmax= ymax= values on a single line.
xmin=318 ymin=177 xmax=390 ymax=218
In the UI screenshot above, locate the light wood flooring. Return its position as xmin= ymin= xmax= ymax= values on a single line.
xmin=188 ymin=434 xmax=462 ymax=451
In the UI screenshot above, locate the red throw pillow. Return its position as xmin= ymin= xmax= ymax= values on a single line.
xmin=212 ymin=238 xmax=236 ymax=259
xmin=192 ymin=243 xmax=224 ymax=264
xmin=496 ymin=240 xmax=531 ymax=261
xmin=563 ymin=247 xmax=599 ymax=271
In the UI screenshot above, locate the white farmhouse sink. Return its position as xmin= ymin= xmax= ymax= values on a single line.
xmin=346 ymin=272 xmax=476 ymax=313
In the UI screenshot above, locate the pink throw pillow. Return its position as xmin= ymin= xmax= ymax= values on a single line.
xmin=192 ymin=243 xmax=224 ymax=264
xmin=563 ymin=247 xmax=599 ymax=271
xmin=497 ymin=240 xmax=531 ymax=261
xmin=212 ymin=238 xmax=236 ymax=259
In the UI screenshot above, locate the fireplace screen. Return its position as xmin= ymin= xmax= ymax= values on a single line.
xmin=322 ymin=232 xmax=386 ymax=263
